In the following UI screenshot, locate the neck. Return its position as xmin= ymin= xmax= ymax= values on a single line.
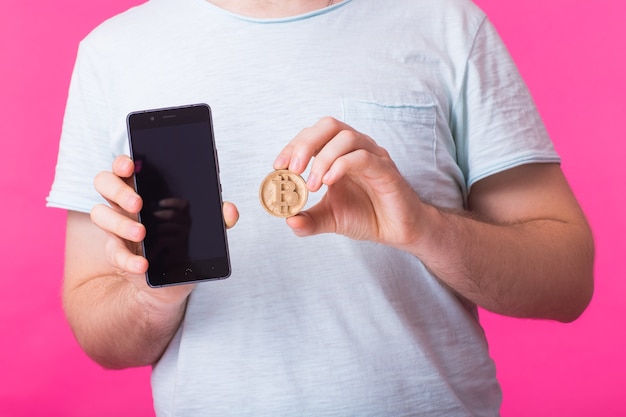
xmin=207 ymin=0 xmax=337 ymax=18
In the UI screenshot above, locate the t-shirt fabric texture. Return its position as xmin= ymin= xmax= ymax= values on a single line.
xmin=48 ymin=0 xmax=559 ymax=415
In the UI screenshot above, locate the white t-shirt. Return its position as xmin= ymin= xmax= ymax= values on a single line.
xmin=48 ymin=0 xmax=559 ymax=415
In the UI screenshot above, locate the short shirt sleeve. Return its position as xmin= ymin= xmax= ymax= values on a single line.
xmin=451 ymin=17 xmax=560 ymax=191
xmin=46 ymin=42 xmax=117 ymax=213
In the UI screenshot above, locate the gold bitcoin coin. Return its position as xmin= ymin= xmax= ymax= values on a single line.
xmin=259 ymin=170 xmax=308 ymax=217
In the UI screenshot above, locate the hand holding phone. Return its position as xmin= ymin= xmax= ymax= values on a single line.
xmin=127 ymin=104 xmax=231 ymax=287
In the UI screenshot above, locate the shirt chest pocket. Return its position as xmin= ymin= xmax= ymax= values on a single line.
xmin=341 ymin=97 xmax=438 ymax=200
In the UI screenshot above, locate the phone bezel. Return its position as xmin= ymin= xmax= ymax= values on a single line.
xmin=127 ymin=103 xmax=231 ymax=287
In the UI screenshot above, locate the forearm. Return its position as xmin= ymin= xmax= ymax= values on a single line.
xmin=63 ymin=211 xmax=189 ymax=369
xmin=411 ymin=204 xmax=594 ymax=322
xmin=63 ymin=275 xmax=187 ymax=369
xmin=63 ymin=276 xmax=185 ymax=369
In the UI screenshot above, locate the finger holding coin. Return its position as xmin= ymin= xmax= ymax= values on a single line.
xmin=265 ymin=117 xmax=420 ymax=245
xmin=273 ymin=117 xmax=386 ymax=192
xmin=273 ymin=117 xmax=349 ymax=175
xmin=259 ymin=170 xmax=308 ymax=218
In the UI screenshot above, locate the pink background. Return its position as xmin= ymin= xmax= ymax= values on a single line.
xmin=1 ymin=0 xmax=624 ymax=415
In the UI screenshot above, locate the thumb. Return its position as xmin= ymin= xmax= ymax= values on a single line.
xmin=285 ymin=202 xmax=336 ymax=237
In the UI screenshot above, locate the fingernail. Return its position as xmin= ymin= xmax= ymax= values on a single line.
xmin=306 ymin=173 xmax=317 ymax=188
xmin=119 ymin=157 xmax=132 ymax=172
xmin=129 ymin=224 xmax=143 ymax=240
xmin=126 ymin=194 xmax=140 ymax=209
xmin=274 ymin=155 xmax=288 ymax=169
xmin=290 ymin=157 xmax=302 ymax=173
xmin=132 ymin=258 xmax=145 ymax=273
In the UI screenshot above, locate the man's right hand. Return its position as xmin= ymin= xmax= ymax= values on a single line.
xmin=61 ymin=155 xmax=238 ymax=368
xmin=91 ymin=155 xmax=148 ymax=276
xmin=93 ymin=154 xmax=239 ymax=280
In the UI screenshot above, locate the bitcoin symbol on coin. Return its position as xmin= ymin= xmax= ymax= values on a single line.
xmin=259 ymin=170 xmax=308 ymax=217
xmin=272 ymin=174 xmax=300 ymax=215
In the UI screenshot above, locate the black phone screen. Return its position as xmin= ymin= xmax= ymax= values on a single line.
xmin=127 ymin=104 xmax=230 ymax=287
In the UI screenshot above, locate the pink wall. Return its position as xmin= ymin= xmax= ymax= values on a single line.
xmin=1 ymin=0 xmax=624 ymax=416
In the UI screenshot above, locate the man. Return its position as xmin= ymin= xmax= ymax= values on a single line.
xmin=48 ymin=0 xmax=594 ymax=415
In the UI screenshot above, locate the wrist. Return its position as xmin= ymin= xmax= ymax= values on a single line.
xmin=398 ymin=201 xmax=463 ymax=265
xmin=135 ymin=282 xmax=194 ymax=319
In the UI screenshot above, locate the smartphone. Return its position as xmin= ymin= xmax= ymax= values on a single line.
xmin=127 ymin=103 xmax=230 ymax=287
